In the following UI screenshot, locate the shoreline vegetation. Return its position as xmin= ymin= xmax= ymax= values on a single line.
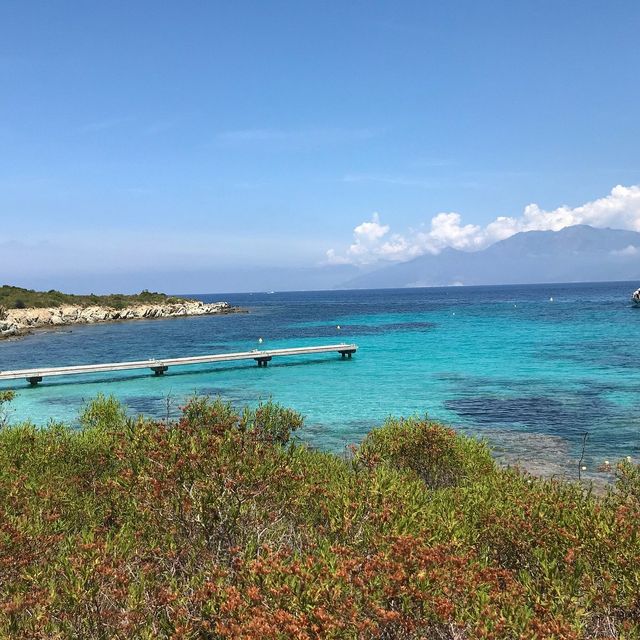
xmin=0 ymin=393 xmax=638 ymax=638
xmin=0 ymin=286 xmax=241 ymax=339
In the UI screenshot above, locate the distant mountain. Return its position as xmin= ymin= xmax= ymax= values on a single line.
xmin=340 ymin=225 xmax=640 ymax=289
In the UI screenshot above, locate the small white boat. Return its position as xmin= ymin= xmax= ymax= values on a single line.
xmin=632 ymin=288 xmax=640 ymax=306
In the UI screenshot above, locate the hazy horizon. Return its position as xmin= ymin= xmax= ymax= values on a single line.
xmin=4 ymin=222 xmax=640 ymax=295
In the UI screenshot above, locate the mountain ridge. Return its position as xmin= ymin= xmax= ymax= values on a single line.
xmin=340 ymin=225 xmax=640 ymax=289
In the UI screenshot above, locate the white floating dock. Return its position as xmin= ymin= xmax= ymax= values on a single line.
xmin=0 ymin=343 xmax=358 ymax=385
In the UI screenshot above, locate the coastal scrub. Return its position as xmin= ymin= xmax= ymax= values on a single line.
xmin=0 ymin=395 xmax=638 ymax=638
xmin=0 ymin=286 xmax=185 ymax=310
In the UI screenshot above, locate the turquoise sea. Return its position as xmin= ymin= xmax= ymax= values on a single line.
xmin=1 ymin=282 xmax=639 ymax=479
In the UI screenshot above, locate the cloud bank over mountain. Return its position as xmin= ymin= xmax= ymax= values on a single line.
xmin=340 ymin=225 xmax=640 ymax=290
xmin=327 ymin=184 xmax=640 ymax=266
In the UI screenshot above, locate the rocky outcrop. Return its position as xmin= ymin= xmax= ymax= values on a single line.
xmin=0 ymin=300 xmax=238 ymax=339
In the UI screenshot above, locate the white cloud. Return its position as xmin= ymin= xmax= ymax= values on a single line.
xmin=611 ymin=245 xmax=639 ymax=256
xmin=329 ymin=213 xmax=418 ymax=265
xmin=326 ymin=184 xmax=640 ymax=265
xmin=353 ymin=213 xmax=389 ymax=242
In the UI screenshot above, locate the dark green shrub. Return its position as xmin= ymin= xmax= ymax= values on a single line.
xmin=357 ymin=416 xmax=495 ymax=488
xmin=78 ymin=394 xmax=128 ymax=431
xmin=241 ymin=400 xmax=303 ymax=444
xmin=179 ymin=396 xmax=303 ymax=445
xmin=180 ymin=395 xmax=239 ymax=433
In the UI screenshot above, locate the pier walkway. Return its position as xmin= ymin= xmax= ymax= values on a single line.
xmin=0 ymin=344 xmax=358 ymax=386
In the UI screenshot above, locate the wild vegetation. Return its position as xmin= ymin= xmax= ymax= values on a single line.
xmin=0 ymin=393 xmax=638 ymax=639
xmin=0 ymin=285 xmax=186 ymax=310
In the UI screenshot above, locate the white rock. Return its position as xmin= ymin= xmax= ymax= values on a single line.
xmin=1 ymin=299 xmax=237 ymax=339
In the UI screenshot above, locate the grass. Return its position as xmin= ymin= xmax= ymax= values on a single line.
xmin=0 ymin=393 xmax=638 ymax=639
xmin=0 ymin=285 xmax=186 ymax=310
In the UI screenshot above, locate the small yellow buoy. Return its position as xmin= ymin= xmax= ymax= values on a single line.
xmin=336 ymin=325 xmax=341 ymax=330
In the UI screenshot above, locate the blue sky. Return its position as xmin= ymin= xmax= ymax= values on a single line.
xmin=1 ymin=1 xmax=639 ymax=291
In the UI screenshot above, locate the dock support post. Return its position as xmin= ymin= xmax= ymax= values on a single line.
xmin=26 ymin=376 xmax=43 ymax=386
xmin=339 ymin=350 xmax=354 ymax=359
xmin=254 ymin=356 xmax=272 ymax=368
xmin=151 ymin=366 xmax=168 ymax=376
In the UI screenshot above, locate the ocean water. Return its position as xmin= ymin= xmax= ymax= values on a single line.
xmin=1 ymin=282 xmax=639 ymax=479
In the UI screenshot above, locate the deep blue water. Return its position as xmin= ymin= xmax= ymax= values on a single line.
xmin=1 ymin=282 xmax=639 ymax=479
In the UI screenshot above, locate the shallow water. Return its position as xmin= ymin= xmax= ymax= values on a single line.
xmin=2 ymin=282 xmax=639 ymax=479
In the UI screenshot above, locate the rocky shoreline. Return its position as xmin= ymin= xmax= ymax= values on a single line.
xmin=0 ymin=300 xmax=240 ymax=339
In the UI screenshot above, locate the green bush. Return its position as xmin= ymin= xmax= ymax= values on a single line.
xmin=179 ymin=395 xmax=303 ymax=445
xmin=357 ymin=416 xmax=495 ymax=488
xmin=78 ymin=393 xmax=128 ymax=431
xmin=180 ymin=395 xmax=239 ymax=431
xmin=241 ymin=399 xmax=304 ymax=444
